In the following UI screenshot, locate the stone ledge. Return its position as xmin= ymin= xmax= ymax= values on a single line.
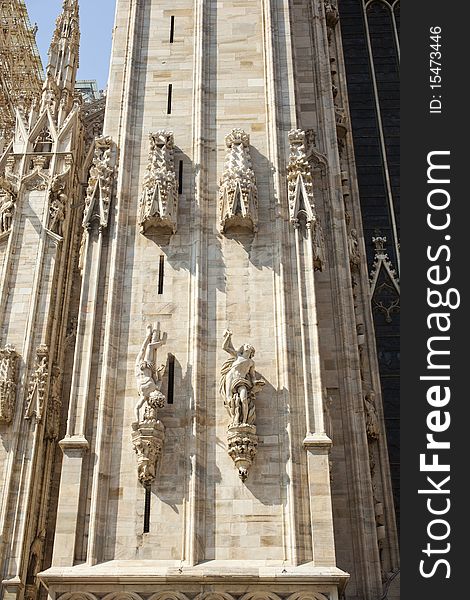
xmin=58 ymin=435 xmax=90 ymax=452
xmin=39 ymin=561 xmax=349 ymax=593
xmin=302 ymin=433 xmax=333 ymax=451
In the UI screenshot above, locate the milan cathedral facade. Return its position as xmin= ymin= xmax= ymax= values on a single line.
xmin=0 ymin=2 xmax=400 ymax=600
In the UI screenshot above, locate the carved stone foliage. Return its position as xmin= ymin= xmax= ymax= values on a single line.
xmin=139 ymin=130 xmax=178 ymax=234
xmin=287 ymin=129 xmax=327 ymax=271
xmin=0 ymin=176 xmax=17 ymax=235
xmin=25 ymin=345 xmax=49 ymax=422
xmin=132 ymin=325 xmax=167 ymax=487
xmin=57 ymin=592 xmax=330 ymax=600
xmin=220 ymin=329 xmax=265 ymax=481
xmin=48 ymin=175 xmax=68 ymax=235
xmin=219 ymin=129 xmax=259 ymax=233
xmin=23 ymin=156 xmax=50 ymax=191
xmin=131 ymin=421 xmax=165 ymax=487
xmin=227 ymin=427 xmax=258 ymax=483
xmin=0 ymin=345 xmax=20 ymax=424
xmin=82 ymin=136 xmax=116 ymax=229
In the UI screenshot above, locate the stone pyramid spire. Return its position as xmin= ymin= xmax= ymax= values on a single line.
xmin=41 ymin=0 xmax=80 ymax=115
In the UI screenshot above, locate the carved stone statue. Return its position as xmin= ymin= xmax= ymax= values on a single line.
xmin=0 ymin=178 xmax=16 ymax=234
xmin=0 ymin=345 xmax=20 ymax=424
xmin=48 ymin=176 xmax=67 ymax=235
xmin=312 ymin=218 xmax=326 ymax=271
xmin=134 ymin=325 xmax=166 ymax=424
xmin=325 ymin=1 xmax=340 ymax=31
xmin=131 ymin=325 xmax=167 ymax=487
xmin=219 ymin=329 xmax=264 ymax=427
xmin=220 ymin=329 xmax=264 ymax=481
xmin=364 ymin=389 xmax=380 ymax=441
xmin=46 ymin=365 xmax=63 ymax=440
xmin=348 ymin=228 xmax=361 ymax=270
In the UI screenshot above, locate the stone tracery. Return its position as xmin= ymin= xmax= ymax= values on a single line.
xmin=287 ymin=129 xmax=327 ymax=271
xmin=82 ymin=136 xmax=116 ymax=229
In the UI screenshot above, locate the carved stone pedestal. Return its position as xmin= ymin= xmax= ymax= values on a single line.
xmin=227 ymin=424 xmax=258 ymax=482
xmin=131 ymin=420 xmax=165 ymax=487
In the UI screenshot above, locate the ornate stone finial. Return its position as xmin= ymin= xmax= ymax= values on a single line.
xmin=0 ymin=345 xmax=20 ymax=424
xmin=219 ymin=129 xmax=259 ymax=233
xmin=372 ymin=235 xmax=387 ymax=257
xmin=82 ymin=137 xmax=116 ymax=229
xmin=369 ymin=235 xmax=400 ymax=293
xmin=131 ymin=325 xmax=167 ymax=487
xmin=41 ymin=0 xmax=80 ymax=115
xmin=287 ymin=129 xmax=327 ymax=270
xmin=0 ymin=177 xmax=17 ymax=235
xmin=287 ymin=129 xmax=315 ymax=225
xmin=139 ymin=130 xmax=178 ymax=234
xmin=219 ymin=329 xmax=265 ymax=481
xmin=369 ymin=234 xmax=400 ymax=323
xmin=25 ymin=345 xmax=49 ymax=422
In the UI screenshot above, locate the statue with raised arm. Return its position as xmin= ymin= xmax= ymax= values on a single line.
xmin=134 ymin=324 xmax=166 ymax=424
xmin=220 ymin=329 xmax=264 ymax=482
xmin=219 ymin=329 xmax=264 ymax=427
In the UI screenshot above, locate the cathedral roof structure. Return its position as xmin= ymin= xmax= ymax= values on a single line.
xmin=0 ymin=0 xmax=43 ymax=143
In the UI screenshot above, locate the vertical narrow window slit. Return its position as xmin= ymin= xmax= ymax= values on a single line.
xmin=158 ymin=255 xmax=165 ymax=295
xmin=143 ymin=486 xmax=151 ymax=533
xmin=167 ymin=84 xmax=173 ymax=114
xmin=178 ymin=160 xmax=183 ymax=194
xmin=167 ymin=354 xmax=175 ymax=404
xmin=170 ymin=16 xmax=175 ymax=43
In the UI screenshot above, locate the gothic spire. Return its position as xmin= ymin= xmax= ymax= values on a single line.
xmin=41 ymin=0 xmax=80 ymax=115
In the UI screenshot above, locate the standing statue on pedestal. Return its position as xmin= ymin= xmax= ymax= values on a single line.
xmin=131 ymin=325 xmax=166 ymax=487
xmin=220 ymin=329 xmax=264 ymax=482
xmin=220 ymin=329 xmax=264 ymax=426
xmin=134 ymin=324 xmax=166 ymax=424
